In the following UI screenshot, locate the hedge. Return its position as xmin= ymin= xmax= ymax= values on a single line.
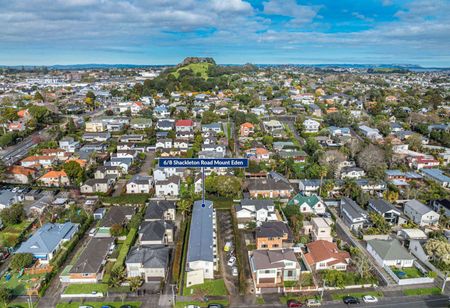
xmin=101 ymin=194 xmax=150 ymax=205
xmin=112 ymin=227 xmax=137 ymax=272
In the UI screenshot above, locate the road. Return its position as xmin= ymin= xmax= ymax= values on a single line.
xmin=231 ymin=295 xmax=448 ymax=308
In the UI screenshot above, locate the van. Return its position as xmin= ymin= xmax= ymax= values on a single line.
xmin=88 ymin=228 xmax=97 ymax=236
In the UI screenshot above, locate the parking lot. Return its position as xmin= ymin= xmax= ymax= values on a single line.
xmin=217 ymin=210 xmax=239 ymax=295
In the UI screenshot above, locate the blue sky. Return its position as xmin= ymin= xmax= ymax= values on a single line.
xmin=0 ymin=0 xmax=449 ymax=66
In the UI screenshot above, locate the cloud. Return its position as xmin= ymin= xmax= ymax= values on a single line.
xmin=351 ymin=12 xmax=374 ymax=22
xmin=263 ymin=0 xmax=321 ymax=25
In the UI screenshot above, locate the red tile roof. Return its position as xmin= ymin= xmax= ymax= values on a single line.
xmin=175 ymin=119 xmax=194 ymax=127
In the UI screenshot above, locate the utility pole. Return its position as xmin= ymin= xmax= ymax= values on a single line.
xmin=320 ymin=279 xmax=326 ymax=301
xmin=171 ymin=284 xmax=176 ymax=304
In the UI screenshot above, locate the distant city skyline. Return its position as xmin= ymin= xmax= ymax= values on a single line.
xmin=1 ymin=0 xmax=449 ymax=66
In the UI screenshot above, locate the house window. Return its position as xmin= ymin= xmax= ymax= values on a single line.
xmin=261 ymin=244 xmax=268 ymax=248
xmin=272 ymin=244 xmax=279 ymax=248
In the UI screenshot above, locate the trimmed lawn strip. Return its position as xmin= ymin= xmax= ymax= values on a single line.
xmin=174 ymin=299 xmax=229 ymax=308
xmin=63 ymin=283 xmax=108 ymax=294
xmin=113 ymin=227 xmax=137 ymax=271
xmin=56 ymin=302 xmax=141 ymax=308
xmin=403 ymin=287 xmax=441 ymax=296
xmin=183 ymin=279 xmax=228 ymax=296
xmin=331 ymin=291 xmax=383 ymax=300
xmin=279 ymin=294 xmax=320 ymax=304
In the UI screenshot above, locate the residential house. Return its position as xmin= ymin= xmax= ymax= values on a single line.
xmin=0 ymin=189 xmax=23 ymax=209
xmin=249 ymin=249 xmax=300 ymax=293
xmin=404 ymin=200 xmax=440 ymax=226
xmin=431 ymin=199 xmax=450 ymax=217
xmin=246 ymin=175 xmax=293 ymax=199
xmin=96 ymin=207 xmax=136 ymax=237
xmin=130 ymin=117 xmax=153 ymax=130
xmin=304 ymin=240 xmax=350 ymax=271
xmin=67 ymin=237 xmax=114 ymax=283
xmin=359 ymin=125 xmax=383 ymax=140
xmin=59 ymin=137 xmax=80 ymax=153
xmin=138 ymin=220 xmax=175 ymax=245
xmin=340 ymin=167 xmax=366 ymax=179
xmin=175 ymin=119 xmax=194 ymax=132
xmin=303 ymin=119 xmax=320 ymax=133
xmin=145 ymin=200 xmax=176 ymax=221
xmin=202 ymin=123 xmax=222 ymax=133
xmin=240 ymin=122 xmax=255 ymax=137
xmin=256 ymin=221 xmax=293 ymax=250
xmin=155 ymin=176 xmax=180 ymax=197
xmin=126 ymin=175 xmax=154 ymax=194
xmin=309 ymin=217 xmax=333 ymax=242
xmin=340 ymin=197 xmax=368 ymax=231
xmin=368 ymin=199 xmax=405 ymax=225
xmin=82 ymin=132 xmax=111 ymax=142
xmin=421 ymin=169 xmax=450 ymax=188
xmin=235 ymin=199 xmax=277 ymax=228
xmin=16 ymin=222 xmax=78 ymax=263
xmin=80 ymin=178 xmax=114 ymax=194
xmin=39 ymin=170 xmax=70 ymax=187
xmin=7 ymin=166 xmax=36 ymax=184
xmin=186 ymin=200 xmax=217 ymax=281
xmin=366 ymin=239 xmax=415 ymax=268
xmin=126 ymin=246 xmax=170 ymax=282
xmin=85 ymin=120 xmax=106 ymax=132
xmin=21 ymin=155 xmax=55 ymax=169
xmin=287 ymin=194 xmax=326 ymax=215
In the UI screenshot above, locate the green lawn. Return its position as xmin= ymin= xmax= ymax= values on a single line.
xmin=0 ymin=220 xmax=33 ymax=247
xmin=256 ymin=297 xmax=265 ymax=305
xmin=172 ymin=62 xmax=212 ymax=79
xmin=183 ymin=279 xmax=228 ymax=296
xmin=0 ymin=271 xmax=45 ymax=296
xmin=175 ymin=299 xmax=229 ymax=308
xmin=403 ymin=287 xmax=441 ymax=296
xmin=56 ymin=302 xmax=141 ymax=308
xmin=279 ymin=294 xmax=318 ymax=304
xmin=63 ymin=283 xmax=108 ymax=294
xmin=331 ymin=291 xmax=383 ymax=300
xmin=391 ymin=267 xmax=424 ymax=279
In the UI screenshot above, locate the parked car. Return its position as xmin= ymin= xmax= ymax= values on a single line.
xmin=306 ymin=299 xmax=321 ymax=306
xmin=207 ymin=304 xmax=224 ymax=308
xmin=89 ymin=228 xmax=97 ymax=236
xmin=224 ymin=241 xmax=232 ymax=252
xmin=120 ymin=306 xmax=133 ymax=308
xmin=185 ymin=305 xmax=200 ymax=308
xmin=79 ymin=306 xmax=93 ymax=308
xmin=287 ymin=299 xmax=302 ymax=307
xmin=343 ymin=296 xmax=359 ymax=304
xmin=362 ymin=295 xmax=378 ymax=303
xmin=101 ymin=306 xmax=112 ymax=308
xmin=232 ymin=267 xmax=238 ymax=276
xmin=227 ymin=256 xmax=236 ymax=266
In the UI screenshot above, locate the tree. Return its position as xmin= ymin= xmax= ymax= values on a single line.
xmin=304 ymin=137 xmax=320 ymax=156
xmin=0 ymin=286 xmax=12 ymax=306
xmin=366 ymin=212 xmax=391 ymax=235
xmin=356 ymin=144 xmax=387 ymax=179
xmin=0 ymin=160 xmax=7 ymax=181
xmin=424 ymin=239 xmax=450 ymax=270
xmin=63 ymin=161 xmax=85 ymax=185
xmin=109 ymin=266 xmax=126 ymax=287
xmin=34 ymin=91 xmax=44 ymax=101
xmin=110 ymin=224 xmax=124 ymax=237
xmin=10 ymin=253 xmax=33 ymax=270
xmin=0 ymin=203 xmax=25 ymax=226
xmin=406 ymin=133 xmax=423 ymax=151
xmin=177 ymin=199 xmax=192 ymax=221
xmin=351 ymin=248 xmax=373 ymax=279
xmin=129 ymin=276 xmax=143 ymax=292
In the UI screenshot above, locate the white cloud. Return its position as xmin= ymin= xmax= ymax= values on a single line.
xmin=263 ymin=0 xmax=321 ymax=25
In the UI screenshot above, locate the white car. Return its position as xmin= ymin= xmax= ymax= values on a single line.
xmin=227 ymin=256 xmax=236 ymax=266
xmin=232 ymin=267 xmax=238 ymax=276
xmin=185 ymin=305 xmax=200 ymax=308
xmin=306 ymin=299 xmax=322 ymax=307
xmin=362 ymin=295 xmax=378 ymax=303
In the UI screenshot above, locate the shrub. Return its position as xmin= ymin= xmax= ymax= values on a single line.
xmin=10 ymin=253 xmax=33 ymax=270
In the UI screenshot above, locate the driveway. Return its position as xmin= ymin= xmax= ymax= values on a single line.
xmin=139 ymin=151 xmax=155 ymax=175
xmin=217 ymin=210 xmax=239 ymax=295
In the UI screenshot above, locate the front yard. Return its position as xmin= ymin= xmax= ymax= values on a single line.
xmin=391 ymin=267 xmax=424 ymax=279
xmin=403 ymin=287 xmax=441 ymax=296
xmin=183 ymin=278 xmax=228 ymax=296
xmin=175 ymin=299 xmax=229 ymax=308
xmin=63 ymin=283 xmax=108 ymax=294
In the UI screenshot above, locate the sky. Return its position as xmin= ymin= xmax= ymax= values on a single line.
xmin=0 ymin=0 xmax=449 ymax=66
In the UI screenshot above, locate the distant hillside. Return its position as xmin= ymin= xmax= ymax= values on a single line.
xmin=171 ymin=62 xmax=213 ymax=79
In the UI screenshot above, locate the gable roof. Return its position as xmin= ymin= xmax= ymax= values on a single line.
xmin=99 ymin=206 xmax=136 ymax=227
xmin=288 ymin=193 xmax=322 ymax=208
xmin=187 ymin=200 xmax=214 ymax=263
xmin=126 ymin=245 xmax=170 ymax=269
xmin=256 ymin=221 xmax=293 ymax=241
xmin=252 ymin=249 xmax=297 ymax=270
xmin=367 ymin=239 xmax=414 ymax=261
xmin=69 ymin=237 xmax=114 ymax=274
xmin=145 ymin=200 xmax=176 ymax=220
xmin=305 ymin=240 xmax=350 ymax=266
xmin=405 ymin=200 xmax=436 ymax=216
xmin=369 ymin=199 xmax=400 ymax=214
xmin=139 ymin=220 xmax=174 ymax=242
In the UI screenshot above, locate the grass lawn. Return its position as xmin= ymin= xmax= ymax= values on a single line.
xmin=56 ymin=302 xmax=141 ymax=308
xmin=403 ymin=287 xmax=441 ymax=296
xmin=63 ymin=283 xmax=108 ymax=294
xmin=183 ymin=279 xmax=228 ymax=296
xmin=172 ymin=62 xmax=212 ymax=79
xmin=391 ymin=267 xmax=424 ymax=279
xmin=0 ymin=271 xmax=45 ymax=296
xmin=0 ymin=220 xmax=33 ymax=247
xmin=256 ymin=297 xmax=265 ymax=305
xmin=279 ymin=294 xmax=319 ymax=304
xmin=174 ymin=299 xmax=229 ymax=308
xmin=331 ymin=291 xmax=383 ymax=300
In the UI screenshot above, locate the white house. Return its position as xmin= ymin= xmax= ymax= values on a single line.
xmin=126 ymin=175 xmax=154 ymax=194
xmin=303 ymin=119 xmax=320 ymax=133
xmin=367 ymin=239 xmax=415 ymax=268
xmin=235 ymin=199 xmax=277 ymax=228
xmin=155 ymin=176 xmax=180 ymax=197
xmin=404 ymin=200 xmax=440 ymax=227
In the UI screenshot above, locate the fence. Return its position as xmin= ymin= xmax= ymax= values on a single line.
xmin=383 ymin=264 xmax=434 ymax=286
xmin=24 ymin=264 xmax=53 ymax=275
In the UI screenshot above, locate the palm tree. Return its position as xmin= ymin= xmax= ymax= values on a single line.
xmin=318 ymin=165 xmax=328 ymax=197
xmin=129 ymin=276 xmax=143 ymax=293
xmin=177 ymin=199 xmax=192 ymax=221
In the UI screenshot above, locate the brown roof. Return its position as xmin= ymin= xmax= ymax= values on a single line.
xmin=304 ymin=240 xmax=350 ymax=266
xmin=252 ymin=249 xmax=298 ymax=270
xmin=8 ymin=165 xmax=36 ymax=176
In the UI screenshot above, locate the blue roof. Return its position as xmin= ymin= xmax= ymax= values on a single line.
xmin=16 ymin=222 xmax=78 ymax=255
xmin=187 ymin=200 xmax=214 ymax=263
xmin=422 ymin=168 xmax=450 ymax=183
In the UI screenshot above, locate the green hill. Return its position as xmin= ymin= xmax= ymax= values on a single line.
xmin=171 ymin=62 xmax=213 ymax=80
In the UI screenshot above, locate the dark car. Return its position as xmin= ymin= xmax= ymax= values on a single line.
xmin=287 ymin=299 xmax=303 ymax=307
xmin=120 ymin=306 xmax=133 ymax=308
xmin=343 ymin=296 xmax=360 ymax=304
xmin=207 ymin=304 xmax=224 ymax=308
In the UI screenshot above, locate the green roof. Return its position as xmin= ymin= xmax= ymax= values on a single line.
xmin=368 ymin=239 xmax=414 ymax=260
xmin=287 ymin=193 xmax=321 ymax=208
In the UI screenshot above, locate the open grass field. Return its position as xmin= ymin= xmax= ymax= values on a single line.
xmin=172 ymin=62 xmax=212 ymax=79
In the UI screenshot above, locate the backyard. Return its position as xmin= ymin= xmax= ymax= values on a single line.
xmin=0 ymin=270 xmax=45 ymax=296
xmin=0 ymin=220 xmax=34 ymax=248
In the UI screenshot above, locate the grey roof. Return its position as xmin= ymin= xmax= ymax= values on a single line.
xmin=187 ymin=200 xmax=214 ymax=263
xmin=252 ymin=249 xmax=297 ymax=270
xmin=405 ymin=200 xmax=435 ymax=215
xmin=369 ymin=199 xmax=400 ymax=214
xmin=341 ymin=197 xmax=367 ymax=219
xmin=99 ymin=206 xmax=135 ymax=227
xmin=367 ymin=239 xmax=414 ymax=261
xmin=240 ymin=199 xmax=275 ymax=207
xmin=246 ymin=177 xmax=292 ymax=192
xmin=0 ymin=190 xmax=18 ymax=207
xmin=69 ymin=237 xmax=114 ymax=274
xmin=128 ymin=174 xmax=152 ymax=185
xmin=145 ymin=200 xmax=176 ymax=220
xmin=256 ymin=221 xmax=293 ymax=241
xmin=126 ymin=245 xmax=169 ymax=269
xmin=16 ymin=222 xmax=78 ymax=255
xmin=139 ymin=220 xmax=174 ymax=242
